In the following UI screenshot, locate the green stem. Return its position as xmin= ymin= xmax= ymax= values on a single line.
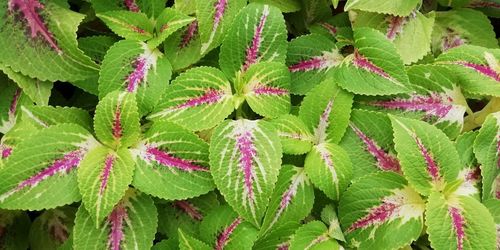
xmin=463 ymin=97 xmax=500 ymax=132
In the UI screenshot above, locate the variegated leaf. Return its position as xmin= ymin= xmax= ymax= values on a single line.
xmin=253 ymin=223 xmax=299 ymax=250
xmin=147 ymin=8 xmax=195 ymax=49
xmin=0 ymin=120 xmax=38 ymax=164
xmin=78 ymin=36 xmax=118 ymax=64
xmin=0 ymin=65 xmax=53 ymax=106
xmin=435 ymin=45 xmax=500 ymax=97
xmin=450 ymin=132 xmax=482 ymax=198
xmin=0 ymin=0 xmax=99 ymax=83
xmin=163 ymin=19 xmax=204 ymax=71
xmin=0 ymin=124 xmax=99 ymax=210
xmin=260 ymin=165 xmax=314 ymax=236
xmin=305 ymin=142 xmax=352 ymax=200
xmin=196 ymin=0 xmax=246 ymax=55
xmin=308 ymin=13 xmax=352 ymax=43
xmin=149 ymin=66 xmax=234 ymax=131
xmin=286 ymin=34 xmax=343 ymax=95
xmin=288 ymin=221 xmax=339 ymax=250
xmin=219 ymin=3 xmax=288 ymax=78
xmin=474 ymin=112 xmax=500 ymax=200
xmin=390 ymin=115 xmax=461 ymax=196
xmin=345 ymin=0 xmax=420 ymax=16
xmin=209 ymin=119 xmax=282 ymax=226
xmin=339 ymin=172 xmax=425 ymax=250
xmin=332 ymin=27 xmax=410 ymax=96
xmin=483 ymin=199 xmax=500 ymax=249
xmin=426 ymin=192 xmax=496 ymax=250
xmin=97 ymin=11 xmax=154 ymax=41
xmin=29 ymin=206 xmax=76 ymax=250
xmin=20 ymin=106 xmax=93 ymax=132
xmin=299 ymin=79 xmax=353 ymax=145
xmin=239 ymin=62 xmax=291 ymax=118
xmin=78 ymin=146 xmax=135 ymax=225
xmin=270 ymin=115 xmax=314 ymax=155
xmin=132 ymin=120 xmax=215 ymax=200
xmin=73 ymin=189 xmax=157 ymax=250
xmin=0 ymin=81 xmax=30 ymax=134
xmin=249 ymin=0 xmax=301 ymax=13
xmin=91 ymin=0 xmax=165 ymax=16
xmin=199 ymin=205 xmax=259 ymax=250
xmin=99 ymin=40 xmax=172 ymax=114
xmin=94 ymin=91 xmax=140 ymax=149
xmin=339 ymin=110 xmax=401 ymax=180
xmin=0 ymin=209 xmax=31 ymax=250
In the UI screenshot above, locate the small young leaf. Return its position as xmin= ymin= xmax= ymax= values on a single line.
xmin=289 ymin=221 xmax=339 ymax=250
xmin=97 ymin=11 xmax=154 ymax=41
xmin=474 ymin=112 xmax=500 ymax=200
xmin=0 ymin=65 xmax=53 ymax=106
xmin=0 ymin=82 xmax=29 ymax=134
xmin=147 ymin=8 xmax=195 ymax=49
xmin=209 ymin=119 xmax=282 ymax=226
xmin=270 ymin=115 xmax=314 ymax=155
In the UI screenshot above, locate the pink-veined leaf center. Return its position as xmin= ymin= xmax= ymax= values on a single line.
xmin=123 ymin=0 xmax=140 ymax=12
xmin=144 ymin=146 xmax=208 ymax=172
xmin=99 ymin=154 xmax=116 ymax=195
xmin=413 ymin=135 xmax=441 ymax=182
xmin=107 ymin=203 xmax=128 ymax=250
xmin=242 ymin=6 xmax=269 ymax=71
xmin=236 ymin=130 xmax=257 ymax=200
xmin=448 ymin=206 xmax=466 ymax=250
xmin=179 ymin=21 xmax=198 ymax=49
xmin=174 ymin=201 xmax=203 ymax=221
xmin=215 ymin=217 xmax=242 ymax=250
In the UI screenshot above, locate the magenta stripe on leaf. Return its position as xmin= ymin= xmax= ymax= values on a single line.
xmin=0 ymin=144 xmax=12 ymax=159
xmin=441 ymin=30 xmax=466 ymax=52
xmin=8 ymin=0 xmax=62 ymax=54
xmin=276 ymin=242 xmax=289 ymax=250
xmin=350 ymin=124 xmax=401 ymax=173
xmin=253 ymin=85 xmax=289 ymax=96
xmin=126 ymin=57 xmax=151 ymax=93
xmin=99 ymin=154 xmax=115 ymax=195
xmin=314 ymin=100 xmax=334 ymax=144
xmin=179 ymin=21 xmax=198 ymax=49
xmin=469 ymin=1 xmax=500 ymax=8
xmin=386 ymin=16 xmax=407 ymax=40
xmin=174 ymin=201 xmax=203 ymax=221
xmin=145 ymin=146 xmax=208 ymax=172
xmin=413 ymin=136 xmax=441 ymax=182
xmin=288 ymin=57 xmax=326 ymax=72
xmin=9 ymin=88 xmax=21 ymax=117
xmin=213 ymin=0 xmax=228 ymax=32
xmin=124 ymin=0 xmax=140 ymax=12
xmin=320 ymin=22 xmax=337 ymax=36
xmin=215 ymin=217 xmax=242 ymax=250
xmin=448 ymin=206 xmax=465 ymax=250
xmin=242 ymin=7 xmax=269 ymax=71
xmin=49 ymin=216 xmax=70 ymax=243
xmin=235 ymin=130 xmax=257 ymax=200
xmin=175 ymin=89 xmax=225 ymax=109
xmin=370 ymin=93 xmax=454 ymax=119
xmin=353 ymin=50 xmax=391 ymax=79
xmin=497 ymin=135 xmax=500 ymax=170
xmin=465 ymin=167 xmax=481 ymax=183
xmin=456 ymin=61 xmax=500 ymax=81
xmin=112 ymin=106 xmax=122 ymax=139
xmin=305 ymin=235 xmax=329 ymax=249
xmin=107 ymin=204 xmax=128 ymax=250
xmin=348 ymin=201 xmax=397 ymax=232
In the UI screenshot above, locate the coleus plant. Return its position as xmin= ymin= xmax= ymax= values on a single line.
xmin=0 ymin=0 xmax=499 ymax=249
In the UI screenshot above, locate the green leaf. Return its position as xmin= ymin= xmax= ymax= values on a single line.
xmin=240 ymin=62 xmax=291 ymax=117
xmin=253 ymin=223 xmax=300 ymax=250
xmin=345 ymin=0 xmax=420 ymax=16
xmin=0 ymin=1 xmax=98 ymax=82
xmin=320 ymin=205 xmax=345 ymax=242
xmin=390 ymin=115 xmax=461 ymax=196
xmin=163 ymin=20 xmax=204 ymax=71
xmin=0 ymin=82 xmax=30 ymax=134
xmin=299 ymin=79 xmax=353 ymax=145
xmin=249 ymin=0 xmax=301 ymax=13
xmin=0 ymin=124 xmax=99 ymax=210
xmin=73 ymin=189 xmax=157 ymax=250
xmin=289 ymin=221 xmax=339 ymax=250
xmin=426 ymin=192 xmax=497 ymax=250
xmin=196 ymin=0 xmax=247 ymax=55
xmin=305 ymin=142 xmax=352 ymax=200
xmin=209 ymin=119 xmax=282 ymax=226
xmin=435 ymin=45 xmax=500 ymax=97
xmin=199 ymin=205 xmax=259 ymax=249
xmin=0 ymin=120 xmax=38 ymax=164
xmin=93 ymin=91 xmax=141 ymax=149
xmin=147 ymin=8 xmax=195 ymax=49
xmin=474 ymin=112 xmax=500 ymax=200
xmin=20 ymin=106 xmax=93 ymax=132
xmin=332 ymin=27 xmax=410 ymax=95
xmin=178 ymin=229 xmax=212 ymax=250
xmin=452 ymin=132 xmax=481 ymax=198
xmin=339 ymin=172 xmax=425 ymax=250
xmin=78 ymin=36 xmax=118 ymax=64
xmin=97 ymin=11 xmax=154 ymax=41
xmin=149 ymin=66 xmax=234 ymax=131
xmin=299 ymin=0 xmax=332 ymax=25
xmin=0 ymin=209 xmax=31 ymax=250
xmin=0 ymin=65 xmax=53 ymax=106
xmin=260 ymin=165 xmax=314 ymax=236
xmin=219 ymin=3 xmax=288 ymax=78
xmin=99 ymin=40 xmax=172 ymax=114
xmin=78 ymin=146 xmax=135 ymax=225
xmin=287 ymin=34 xmax=343 ymax=95
xmin=28 ymin=207 xmax=76 ymax=250
xmin=270 ymin=115 xmax=314 ymax=155
xmin=132 ymin=120 xmax=215 ymax=200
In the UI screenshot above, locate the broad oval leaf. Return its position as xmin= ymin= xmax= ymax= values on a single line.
xmin=78 ymin=146 xmax=135 ymax=225
xmin=426 ymin=192 xmax=496 ymax=250
xmin=219 ymin=3 xmax=288 ymax=78
xmin=0 ymin=0 xmax=99 ymax=83
xmin=332 ymin=27 xmax=410 ymax=96
xmin=240 ymin=62 xmax=291 ymax=118
xmin=97 ymin=11 xmax=154 ymax=41
xmin=304 ymin=142 xmax=352 ymax=200
xmin=163 ymin=19 xmax=204 ymax=71
xmin=270 ymin=114 xmax=314 ymax=155
xmin=289 ymin=221 xmax=339 ymax=250
xmin=435 ymin=45 xmax=500 ymax=97
xmin=209 ymin=119 xmax=282 ymax=226
xmin=299 ymin=79 xmax=353 ymax=145
xmin=94 ymin=91 xmax=141 ymax=149
xmin=0 ymin=124 xmax=99 ymax=210
xmin=345 ymin=0 xmax=420 ymax=16
xmin=99 ymin=40 xmax=172 ymax=114
xmin=474 ymin=112 xmax=500 ymax=200
xmin=390 ymin=115 xmax=461 ymax=196
xmin=149 ymin=66 xmax=234 ymax=131
xmin=29 ymin=206 xmax=76 ymax=250
xmin=286 ymin=34 xmax=343 ymax=95
xmin=132 ymin=120 xmax=215 ymax=200
xmin=73 ymin=189 xmax=157 ymax=250
xmin=339 ymin=172 xmax=425 ymax=250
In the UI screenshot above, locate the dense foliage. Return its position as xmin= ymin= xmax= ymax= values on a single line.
xmin=0 ymin=0 xmax=499 ymax=249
